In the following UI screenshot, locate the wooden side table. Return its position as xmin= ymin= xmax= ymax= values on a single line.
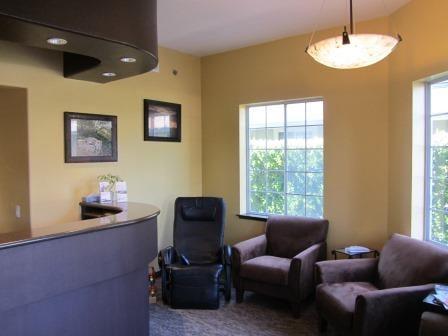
xmin=331 ymin=248 xmax=379 ymax=260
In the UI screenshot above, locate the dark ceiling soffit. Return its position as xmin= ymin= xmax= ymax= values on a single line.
xmin=0 ymin=0 xmax=158 ymax=83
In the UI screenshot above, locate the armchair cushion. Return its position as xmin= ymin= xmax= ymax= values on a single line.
xmin=378 ymin=234 xmax=448 ymax=289
xmin=240 ymin=256 xmax=291 ymax=286
xmin=317 ymin=282 xmax=378 ymax=331
xmin=266 ymin=215 xmax=329 ymax=258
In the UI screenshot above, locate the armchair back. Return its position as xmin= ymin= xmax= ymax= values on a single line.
xmin=266 ymin=215 xmax=329 ymax=258
xmin=378 ymin=234 xmax=448 ymax=289
xmin=174 ymin=197 xmax=225 ymax=264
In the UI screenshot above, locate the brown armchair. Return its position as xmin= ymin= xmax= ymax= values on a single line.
xmin=315 ymin=234 xmax=448 ymax=336
xmin=232 ymin=215 xmax=329 ymax=316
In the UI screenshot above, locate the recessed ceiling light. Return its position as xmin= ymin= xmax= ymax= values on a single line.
xmin=46 ymin=37 xmax=68 ymax=46
xmin=102 ymin=72 xmax=117 ymax=77
xmin=120 ymin=57 xmax=137 ymax=63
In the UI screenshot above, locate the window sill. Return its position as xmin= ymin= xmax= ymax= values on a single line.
xmin=237 ymin=213 xmax=268 ymax=222
xmin=425 ymin=238 xmax=448 ymax=250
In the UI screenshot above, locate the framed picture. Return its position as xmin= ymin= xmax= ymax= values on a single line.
xmin=144 ymin=99 xmax=181 ymax=142
xmin=64 ymin=112 xmax=117 ymax=163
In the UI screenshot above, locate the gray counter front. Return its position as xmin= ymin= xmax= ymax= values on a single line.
xmin=0 ymin=202 xmax=159 ymax=336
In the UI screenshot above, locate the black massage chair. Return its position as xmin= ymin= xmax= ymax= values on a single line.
xmin=158 ymin=197 xmax=231 ymax=309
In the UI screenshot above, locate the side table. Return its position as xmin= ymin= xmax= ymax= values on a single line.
xmin=331 ymin=248 xmax=379 ymax=260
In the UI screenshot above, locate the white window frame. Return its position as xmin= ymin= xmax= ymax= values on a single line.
xmin=240 ymin=98 xmax=324 ymax=218
xmin=424 ymin=76 xmax=448 ymax=247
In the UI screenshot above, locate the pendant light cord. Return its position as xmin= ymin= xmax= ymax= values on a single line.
xmin=349 ymin=0 xmax=354 ymax=34
xmin=307 ymin=0 xmax=327 ymax=50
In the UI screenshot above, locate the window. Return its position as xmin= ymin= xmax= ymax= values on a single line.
xmin=245 ymin=99 xmax=324 ymax=218
xmin=425 ymin=78 xmax=448 ymax=246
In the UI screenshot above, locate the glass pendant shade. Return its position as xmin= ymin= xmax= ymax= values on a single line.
xmin=306 ymin=33 xmax=400 ymax=69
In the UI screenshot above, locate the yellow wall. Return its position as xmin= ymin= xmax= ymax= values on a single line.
xmin=388 ymin=0 xmax=448 ymax=236
xmin=0 ymin=41 xmax=202 ymax=250
xmin=0 ymin=86 xmax=30 ymax=233
xmin=201 ymin=18 xmax=391 ymax=250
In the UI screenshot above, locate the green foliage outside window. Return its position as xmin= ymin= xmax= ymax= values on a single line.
xmin=249 ymin=149 xmax=323 ymax=218
xmin=430 ymin=147 xmax=448 ymax=245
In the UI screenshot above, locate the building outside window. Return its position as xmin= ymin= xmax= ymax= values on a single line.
xmin=245 ymin=99 xmax=324 ymax=218
xmin=425 ymin=78 xmax=448 ymax=246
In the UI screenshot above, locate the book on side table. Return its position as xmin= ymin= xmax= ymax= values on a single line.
xmin=344 ymin=246 xmax=371 ymax=253
xmin=433 ymin=284 xmax=448 ymax=310
xmin=423 ymin=284 xmax=448 ymax=314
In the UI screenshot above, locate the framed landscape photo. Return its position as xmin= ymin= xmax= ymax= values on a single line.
xmin=144 ymin=99 xmax=181 ymax=142
xmin=64 ymin=112 xmax=117 ymax=163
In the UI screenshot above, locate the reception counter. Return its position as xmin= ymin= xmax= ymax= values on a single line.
xmin=0 ymin=202 xmax=160 ymax=336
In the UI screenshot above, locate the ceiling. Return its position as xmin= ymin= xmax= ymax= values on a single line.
xmin=157 ymin=0 xmax=411 ymax=56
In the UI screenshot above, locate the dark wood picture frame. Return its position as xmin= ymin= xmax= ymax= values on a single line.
xmin=144 ymin=99 xmax=181 ymax=142
xmin=64 ymin=112 xmax=117 ymax=163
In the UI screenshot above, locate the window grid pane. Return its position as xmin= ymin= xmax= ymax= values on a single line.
xmin=247 ymin=99 xmax=324 ymax=217
xmin=426 ymin=80 xmax=448 ymax=246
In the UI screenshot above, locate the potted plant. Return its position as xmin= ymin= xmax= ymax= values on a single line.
xmin=98 ymin=174 xmax=122 ymax=202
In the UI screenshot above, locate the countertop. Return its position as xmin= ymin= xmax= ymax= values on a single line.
xmin=0 ymin=202 xmax=160 ymax=250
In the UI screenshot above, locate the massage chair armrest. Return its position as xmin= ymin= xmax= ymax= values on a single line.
xmin=158 ymin=246 xmax=178 ymax=269
xmin=221 ymin=245 xmax=232 ymax=265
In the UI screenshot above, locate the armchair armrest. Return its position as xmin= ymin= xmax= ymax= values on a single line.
xmin=290 ymin=242 xmax=326 ymax=300
xmin=232 ymin=234 xmax=267 ymax=267
xmin=315 ymin=258 xmax=378 ymax=284
xmin=232 ymin=234 xmax=267 ymax=290
xmin=354 ymin=284 xmax=434 ymax=336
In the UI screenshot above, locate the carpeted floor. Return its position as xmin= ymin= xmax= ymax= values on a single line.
xmin=149 ymin=290 xmax=335 ymax=336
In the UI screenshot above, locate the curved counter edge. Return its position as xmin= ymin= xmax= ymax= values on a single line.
xmin=0 ymin=202 xmax=160 ymax=250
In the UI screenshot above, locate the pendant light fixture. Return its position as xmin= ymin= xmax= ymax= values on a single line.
xmin=305 ymin=0 xmax=402 ymax=69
